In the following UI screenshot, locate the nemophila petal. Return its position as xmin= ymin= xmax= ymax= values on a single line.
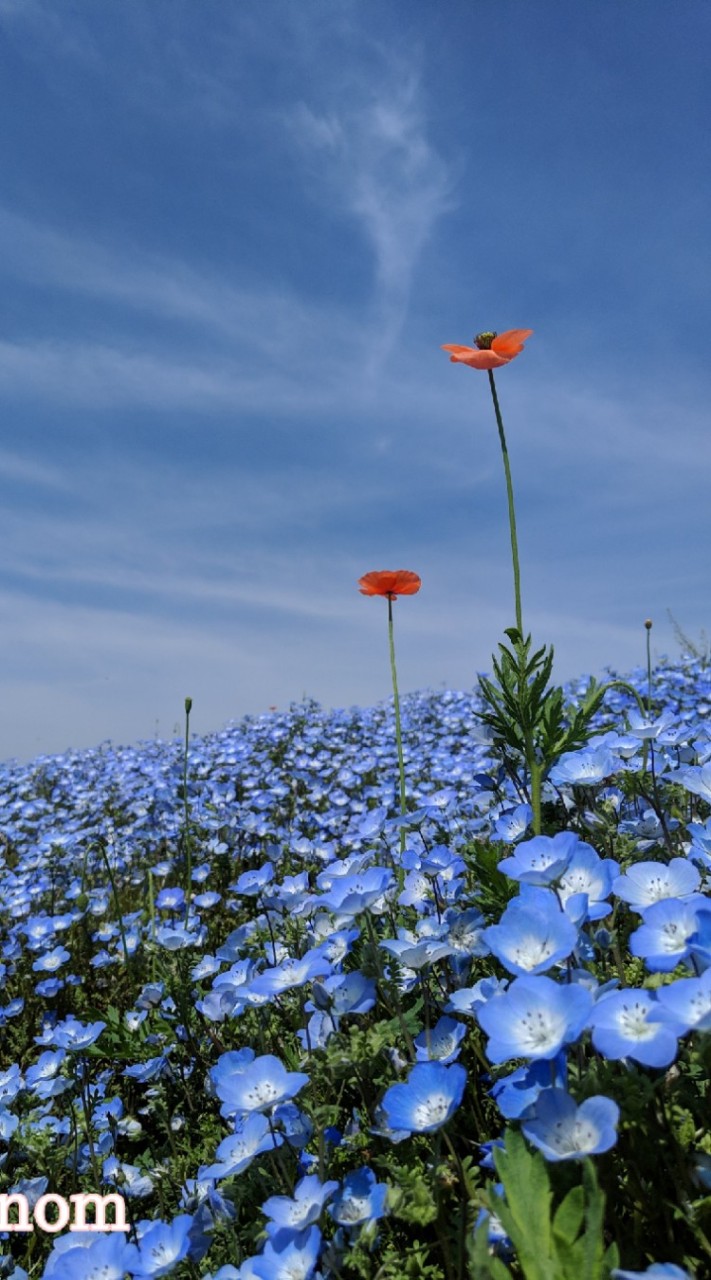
xmin=483 ymin=886 xmax=578 ymax=976
xmin=629 ymin=898 xmax=700 ymax=971
xmin=414 ymin=1016 xmax=467 ymax=1063
xmin=381 ymin=1061 xmax=467 ymax=1134
xmin=497 ymin=831 xmax=582 ymax=885
xmin=648 ymin=970 xmax=711 ymax=1034
xmin=589 ymin=990 xmax=683 ymax=1067
xmin=477 ymin=976 xmax=593 ymax=1063
xmin=521 ymin=1088 xmax=619 ymax=1161
xmin=613 ymin=859 xmax=701 ymax=910
xmin=329 ymin=1167 xmax=389 ymax=1226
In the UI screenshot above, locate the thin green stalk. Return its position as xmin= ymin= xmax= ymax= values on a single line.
xmin=183 ymin=696 xmax=193 ymax=909
xmin=487 ymin=370 xmax=541 ymax=828
xmin=96 ymin=839 xmax=131 ymax=966
xmin=488 ymin=370 xmax=523 ymax=637
xmin=388 ymin=596 xmax=408 ymax=856
xmin=645 ymin=618 xmax=654 ymax=712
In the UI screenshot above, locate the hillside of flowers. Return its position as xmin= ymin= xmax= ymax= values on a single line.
xmin=2 ymin=650 xmax=711 ymax=1280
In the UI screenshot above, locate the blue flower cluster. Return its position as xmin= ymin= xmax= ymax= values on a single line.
xmin=0 ymin=656 xmax=709 ymax=1278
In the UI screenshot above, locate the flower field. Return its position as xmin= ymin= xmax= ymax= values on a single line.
xmin=1 ymin=652 xmax=711 ymax=1280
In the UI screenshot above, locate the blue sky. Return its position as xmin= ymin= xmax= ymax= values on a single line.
xmin=1 ymin=0 xmax=709 ymax=761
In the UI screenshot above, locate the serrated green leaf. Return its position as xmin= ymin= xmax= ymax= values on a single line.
xmin=492 ymin=1131 xmax=553 ymax=1280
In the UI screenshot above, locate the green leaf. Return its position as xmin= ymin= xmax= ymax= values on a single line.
xmin=492 ymin=1130 xmax=554 ymax=1280
xmin=552 ymin=1186 xmax=585 ymax=1246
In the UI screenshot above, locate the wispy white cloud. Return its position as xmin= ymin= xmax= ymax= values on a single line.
xmin=289 ymin=64 xmax=454 ymax=364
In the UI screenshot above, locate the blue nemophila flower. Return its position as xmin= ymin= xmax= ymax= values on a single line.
xmin=629 ymin=898 xmax=701 ymax=971
xmin=497 ymin=831 xmax=584 ymax=885
xmin=648 ymin=969 xmax=711 ymax=1034
xmin=212 ymin=1051 xmax=309 ymax=1118
xmin=43 ymin=1232 xmax=134 ymax=1280
xmin=329 ymin=1167 xmax=389 ymax=1227
xmin=381 ymin=934 xmax=454 ymax=970
xmin=124 ymin=1213 xmax=193 ymax=1276
xmin=155 ymin=922 xmax=205 ymax=950
xmin=414 ymin=1016 xmax=467 ymax=1063
xmin=589 ymin=990 xmax=683 ymax=1067
xmin=521 ymin=1088 xmax=619 ymax=1161
xmin=262 ymin=1174 xmax=338 ymax=1231
xmin=200 ymin=1113 xmax=284 ymax=1180
xmin=483 ymin=886 xmax=578 ymax=976
xmin=490 ymin=1053 xmax=567 ymax=1120
xmin=310 ymin=971 xmax=376 ymax=1017
xmin=32 ymin=945 xmax=70 ymax=973
xmin=0 ymin=1108 xmax=18 ymax=1139
xmin=548 ymin=747 xmax=621 ymax=787
xmin=50 ymin=1017 xmax=106 ymax=1051
xmin=250 ymin=948 xmax=331 ymax=997
xmin=493 ymin=803 xmax=533 ymax=843
xmin=250 ymin=1225 xmax=322 ymax=1280
xmin=317 ymin=866 xmax=394 ymax=915
xmin=477 ymin=976 xmax=593 ymax=1064
xmin=272 ymin=1102 xmax=313 ymax=1149
xmin=234 ymin=863 xmax=275 ymax=896
xmin=613 ymin=859 xmax=701 ymax=910
xmin=381 ymin=1061 xmax=467 ymax=1134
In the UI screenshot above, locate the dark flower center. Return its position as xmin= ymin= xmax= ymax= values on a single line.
xmin=474 ymin=331 xmax=497 ymax=349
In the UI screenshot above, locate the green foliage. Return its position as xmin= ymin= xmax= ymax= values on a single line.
xmin=478 ymin=629 xmax=611 ymax=830
xmin=471 ymin=1131 xmax=619 ymax=1280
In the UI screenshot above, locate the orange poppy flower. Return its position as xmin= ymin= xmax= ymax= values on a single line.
xmin=441 ymin=329 xmax=533 ymax=370
xmin=358 ymin=570 xmax=422 ymax=599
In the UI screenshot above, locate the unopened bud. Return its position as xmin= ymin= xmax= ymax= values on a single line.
xmin=644 ymin=619 xmax=653 ymax=631
xmin=184 ymin=697 xmax=193 ymax=714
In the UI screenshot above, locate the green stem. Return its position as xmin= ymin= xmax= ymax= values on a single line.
xmin=388 ymin=596 xmax=407 ymax=857
xmin=645 ymin=621 xmax=654 ymax=712
xmin=183 ymin=696 xmax=193 ymax=910
xmin=97 ymin=840 xmax=131 ymax=966
xmin=488 ymin=370 xmax=523 ymax=637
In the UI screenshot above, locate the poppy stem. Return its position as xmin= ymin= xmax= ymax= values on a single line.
xmin=388 ymin=595 xmax=408 ymax=855
xmin=487 ymin=370 xmax=524 ymax=637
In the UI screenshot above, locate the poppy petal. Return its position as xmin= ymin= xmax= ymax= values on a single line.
xmin=441 ymin=345 xmax=508 ymax=369
xmin=491 ymin=329 xmax=533 ymax=358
